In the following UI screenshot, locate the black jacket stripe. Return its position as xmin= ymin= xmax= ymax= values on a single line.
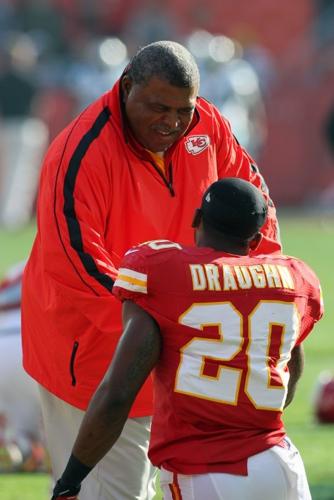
xmin=62 ymin=106 xmax=114 ymax=292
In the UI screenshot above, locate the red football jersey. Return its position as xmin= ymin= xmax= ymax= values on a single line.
xmin=113 ymin=240 xmax=323 ymax=475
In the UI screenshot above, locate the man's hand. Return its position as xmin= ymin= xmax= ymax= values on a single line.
xmin=51 ymin=479 xmax=81 ymax=499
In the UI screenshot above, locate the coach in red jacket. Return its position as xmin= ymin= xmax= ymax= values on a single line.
xmin=21 ymin=40 xmax=281 ymax=500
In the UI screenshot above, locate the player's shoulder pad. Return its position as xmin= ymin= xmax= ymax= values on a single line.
xmin=292 ymin=256 xmax=324 ymax=313
xmin=282 ymin=255 xmax=321 ymax=288
xmin=124 ymin=239 xmax=184 ymax=260
xmin=116 ymin=240 xmax=185 ymax=296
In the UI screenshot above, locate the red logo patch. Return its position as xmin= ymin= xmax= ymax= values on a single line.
xmin=185 ymin=135 xmax=210 ymax=155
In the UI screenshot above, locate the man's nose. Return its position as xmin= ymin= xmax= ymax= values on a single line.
xmin=161 ymin=111 xmax=181 ymax=130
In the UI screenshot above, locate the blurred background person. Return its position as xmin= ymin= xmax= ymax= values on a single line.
xmin=315 ymin=105 xmax=334 ymax=208
xmin=0 ymin=33 xmax=48 ymax=230
xmin=0 ymin=261 xmax=47 ymax=473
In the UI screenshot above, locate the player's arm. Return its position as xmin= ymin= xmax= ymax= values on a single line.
xmin=285 ymin=344 xmax=304 ymax=408
xmin=51 ymin=300 xmax=161 ymax=499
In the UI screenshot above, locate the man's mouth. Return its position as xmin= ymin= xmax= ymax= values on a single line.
xmin=154 ymin=129 xmax=180 ymax=138
xmin=157 ymin=131 xmax=171 ymax=136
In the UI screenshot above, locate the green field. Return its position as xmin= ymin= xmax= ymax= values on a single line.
xmin=0 ymin=213 xmax=333 ymax=499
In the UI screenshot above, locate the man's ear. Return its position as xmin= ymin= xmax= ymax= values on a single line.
xmin=121 ymin=75 xmax=133 ymax=99
xmin=192 ymin=208 xmax=202 ymax=228
xmin=249 ymin=232 xmax=262 ymax=251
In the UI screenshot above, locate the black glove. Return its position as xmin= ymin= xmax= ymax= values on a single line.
xmin=51 ymin=478 xmax=81 ymax=499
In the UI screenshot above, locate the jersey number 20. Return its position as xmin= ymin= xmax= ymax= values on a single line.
xmin=175 ymin=301 xmax=299 ymax=411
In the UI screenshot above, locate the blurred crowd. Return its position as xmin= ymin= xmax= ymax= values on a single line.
xmin=0 ymin=1 xmax=334 ymax=229
xmin=0 ymin=0 xmax=276 ymax=230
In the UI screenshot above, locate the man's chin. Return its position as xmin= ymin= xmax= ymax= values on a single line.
xmin=147 ymin=132 xmax=182 ymax=153
xmin=147 ymin=143 xmax=172 ymax=154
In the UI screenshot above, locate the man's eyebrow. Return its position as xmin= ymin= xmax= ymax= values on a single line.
xmin=149 ymin=102 xmax=195 ymax=112
xmin=179 ymin=105 xmax=195 ymax=111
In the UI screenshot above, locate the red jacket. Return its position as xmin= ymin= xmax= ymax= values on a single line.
xmin=21 ymin=78 xmax=281 ymax=415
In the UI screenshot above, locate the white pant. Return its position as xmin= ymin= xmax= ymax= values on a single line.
xmin=160 ymin=439 xmax=311 ymax=500
xmin=0 ymin=331 xmax=42 ymax=442
xmin=39 ymin=385 xmax=157 ymax=500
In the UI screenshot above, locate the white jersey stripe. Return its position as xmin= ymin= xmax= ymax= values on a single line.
xmin=118 ymin=267 xmax=147 ymax=282
xmin=114 ymin=279 xmax=147 ymax=294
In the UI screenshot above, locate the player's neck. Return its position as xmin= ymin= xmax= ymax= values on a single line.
xmin=197 ymin=236 xmax=248 ymax=255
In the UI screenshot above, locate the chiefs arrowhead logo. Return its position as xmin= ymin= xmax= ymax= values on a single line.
xmin=185 ymin=135 xmax=210 ymax=155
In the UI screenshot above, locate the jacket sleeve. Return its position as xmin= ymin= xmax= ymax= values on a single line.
xmin=295 ymin=263 xmax=324 ymax=345
xmin=214 ymin=109 xmax=282 ymax=255
xmin=38 ymin=127 xmax=120 ymax=333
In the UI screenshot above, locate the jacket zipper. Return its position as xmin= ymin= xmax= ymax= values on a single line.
xmin=70 ymin=341 xmax=79 ymax=386
xmin=149 ymin=161 xmax=175 ymax=197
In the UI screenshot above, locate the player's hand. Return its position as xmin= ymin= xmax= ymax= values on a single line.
xmin=51 ymin=478 xmax=81 ymax=499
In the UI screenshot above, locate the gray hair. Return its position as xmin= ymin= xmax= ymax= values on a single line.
xmin=127 ymin=41 xmax=200 ymax=89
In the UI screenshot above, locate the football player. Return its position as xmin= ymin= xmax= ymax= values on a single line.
xmin=51 ymin=178 xmax=323 ymax=500
xmin=313 ymin=371 xmax=334 ymax=423
xmin=0 ymin=262 xmax=46 ymax=471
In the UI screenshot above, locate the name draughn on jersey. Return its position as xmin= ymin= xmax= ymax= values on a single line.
xmin=189 ymin=263 xmax=295 ymax=292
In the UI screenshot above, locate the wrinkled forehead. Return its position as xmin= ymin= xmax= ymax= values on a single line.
xmin=134 ymin=76 xmax=198 ymax=106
